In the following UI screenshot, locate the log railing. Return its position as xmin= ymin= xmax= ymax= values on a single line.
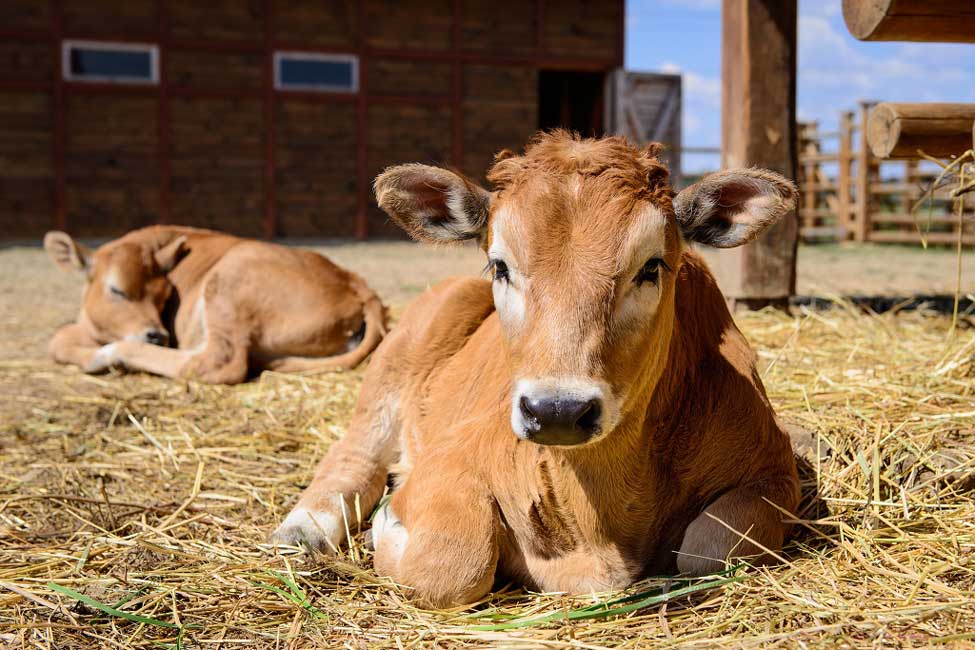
xmin=797 ymin=105 xmax=969 ymax=245
xmin=842 ymin=0 xmax=975 ymax=44
xmin=867 ymin=103 xmax=975 ymax=159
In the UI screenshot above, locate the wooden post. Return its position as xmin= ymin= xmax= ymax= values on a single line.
xmin=837 ymin=110 xmax=853 ymax=239
xmin=354 ymin=2 xmax=368 ymax=240
xmin=714 ymin=0 xmax=798 ymax=307
xmin=52 ymin=0 xmax=66 ymax=232
xmin=901 ymin=159 xmax=917 ymax=216
xmin=867 ymin=102 xmax=975 ymax=159
xmin=262 ymin=0 xmax=277 ymax=239
xmin=802 ymin=121 xmax=818 ymax=236
xmin=157 ymin=0 xmax=171 ymax=225
xmin=854 ymin=101 xmax=873 ymax=242
xmin=796 ymin=122 xmax=808 ymax=236
xmin=843 ymin=0 xmax=975 ymax=43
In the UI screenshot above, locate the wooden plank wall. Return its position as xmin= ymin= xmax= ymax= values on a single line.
xmin=0 ymin=0 xmax=622 ymax=241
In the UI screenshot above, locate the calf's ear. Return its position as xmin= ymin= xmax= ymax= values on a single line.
xmin=674 ymin=168 xmax=797 ymax=248
xmin=154 ymin=235 xmax=188 ymax=273
xmin=374 ymin=164 xmax=491 ymax=244
xmin=44 ymin=231 xmax=91 ymax=274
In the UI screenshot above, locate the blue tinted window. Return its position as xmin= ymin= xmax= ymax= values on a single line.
xmin=66 ymin=44 xmax=155 ymax=82
xmin=277 ymin=55 xmax=356 ymax=91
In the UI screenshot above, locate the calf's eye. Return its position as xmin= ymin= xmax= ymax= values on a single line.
xmin=490 ymin=259 xmax=510 ymax=284
xmin=635 ymin=257 xmax=670 ymax=285
xmin=109 ymin=286 xmax=128 ymax=299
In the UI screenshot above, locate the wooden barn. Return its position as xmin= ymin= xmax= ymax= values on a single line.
xmin=0 ymin=0 xmax=683 ymax=241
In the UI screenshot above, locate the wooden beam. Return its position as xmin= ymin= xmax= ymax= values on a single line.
xmin=355 ymin=1 xmax=368 ymax=240
xmin=836 ymin=110 xmax=853 ymax=237
xmin=867 ymin=102 xmax=975 ymax=158
xmin=51 ymin=0 xmax=66 ymax=232
xmin=714 ymin=0 xmax=798 ymax=306
xmin=157 ymin=0 xmax=171 ymax=224
xmin=843 ymin=0 xmax=975 ymax=43
xmin=854 ymin=101 xmax=873 ymax=243
xmin=262 ymin=0 xmax=277 ymax=239
xmin=451 ymin=0 xmax=463 ymax=170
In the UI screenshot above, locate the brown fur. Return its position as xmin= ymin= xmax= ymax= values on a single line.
xmin=274 ymin=132 xmax=800 ymax=608
xmin=45 ymin=226 xmax=387 ymax=384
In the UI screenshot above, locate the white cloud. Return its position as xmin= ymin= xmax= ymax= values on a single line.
xmin=684 ymin=71 xmax=720 ymax=108
xmin=798 ymin=14 xmax=972 ymax=106
xmin=660 ymin=61 xmax=720 ymax=108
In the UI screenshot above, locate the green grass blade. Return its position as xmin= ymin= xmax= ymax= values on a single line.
xmin=470 ymin=574 xmax=744 ymax=631
xmin=46 ymin=582 xmax=179 ymax=629
xmin=111 ymin=586 xmax=149 ymax=610
xmin=254 ymin=573 xmax=328 ymax=620
xmin=253 ymin=581 xmax=311 ymax=608
xmin=592 ymin=565 xmax=745 ymax=610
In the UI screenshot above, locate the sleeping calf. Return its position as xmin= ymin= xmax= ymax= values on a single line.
xmin=45 ymin=226 xmax=386 ymax=384
xmin=273 ymin=132 xmax=801 ymax=607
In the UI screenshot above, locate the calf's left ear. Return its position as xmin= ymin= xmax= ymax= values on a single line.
xmin=374 ymin=164 xmax=491 ymax=244
xmin=44 ymin=231 xmax=91 ymax=274
xmin=154 ymin=235 xmax=187 ymax=273
xmin=673 ymin=168 xmax=797 ymax=248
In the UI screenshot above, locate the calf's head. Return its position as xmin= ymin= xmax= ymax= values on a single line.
xmin=44 ymin=231 xmax=185 ymax=346
xmin=375 ymin=132 xmax=795 ymax=446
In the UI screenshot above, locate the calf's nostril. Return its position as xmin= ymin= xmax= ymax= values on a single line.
xmin=574 ymin=399 xmax=602 ymax=434
xmin=146 ymin=330 xmax=168 ymax=346
xmin=519 ymin=395 xmax=541 ymax=431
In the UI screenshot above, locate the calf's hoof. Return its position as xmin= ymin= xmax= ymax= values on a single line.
xmin=84 ymin=343 xmax=120 ymax=374
xmin=268 ymin=506 xmax=343 ymax=553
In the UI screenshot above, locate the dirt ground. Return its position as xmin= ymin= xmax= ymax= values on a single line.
xmin=1 ymin=241 xmax=974 ymax=648
xmin=2 ymin=240 xmax=974 ymax=362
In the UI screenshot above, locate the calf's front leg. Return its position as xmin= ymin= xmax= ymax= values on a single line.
xmin=105 ymin=335 xmax=248 ymax=384
xmin=373 ymin=470 xmax=499 ymax=609
xmin=48 ymin=323 xmax=111 ymax=373
xmin=271 ymin=383 xmax=400 ymax=552
xmin=677 ymin=481 xmax=797 ymax=575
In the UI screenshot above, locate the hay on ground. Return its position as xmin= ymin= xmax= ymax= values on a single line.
xmin=1 ymin=302 xmax=974 ymax=648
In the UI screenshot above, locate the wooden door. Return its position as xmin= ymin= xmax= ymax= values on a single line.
xmin=604 ymin=69 xmax=682 ymax=187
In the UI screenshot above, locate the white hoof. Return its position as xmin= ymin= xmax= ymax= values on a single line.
xmin=371 ymin=501 xmax=408 ymax=564
xmin=269 ymin=506 xmax=342 ymax=553
xmin=86 ymin=343 xmax=119 ymax=373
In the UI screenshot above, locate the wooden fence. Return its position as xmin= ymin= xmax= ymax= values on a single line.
xmin=798 ymin=102 xmax=972 ymax=245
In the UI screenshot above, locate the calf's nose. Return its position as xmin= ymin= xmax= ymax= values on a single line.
xmin=145 ymin=329 xmax=169 ymax=346
xmin=519 ymin=395 xmax=602 ymax=446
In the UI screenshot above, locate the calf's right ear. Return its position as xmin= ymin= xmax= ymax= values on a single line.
xmin=44 ymin=231 xmax=91 ymax=274
xmin=374 ymin=164 xmax=491 ymax=244
xmin=673 ymin=168 xmax=797 ymax=248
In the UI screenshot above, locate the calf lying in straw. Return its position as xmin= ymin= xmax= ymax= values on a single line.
xmin=45 ymin=226 xmax=386 ymax=384
xmin=273 ymin=131 xmax=800 ymax=607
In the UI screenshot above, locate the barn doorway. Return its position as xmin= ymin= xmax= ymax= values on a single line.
xmin=538 ymin=70 xmax=605 ymax=137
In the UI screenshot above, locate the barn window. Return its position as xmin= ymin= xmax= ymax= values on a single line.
xmin=63 ymin=40 xmax=159 ymax=84
xmin=274 ymin=52 xmax=358 ymax=93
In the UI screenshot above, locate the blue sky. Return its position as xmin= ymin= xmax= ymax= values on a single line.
xmin=625 ymin=0 xmax=975 ymax=172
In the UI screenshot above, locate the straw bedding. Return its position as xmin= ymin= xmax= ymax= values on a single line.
xmin=1 ymin=249 xmax=973 ymax=648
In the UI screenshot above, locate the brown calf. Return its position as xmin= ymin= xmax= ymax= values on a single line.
xmin=272 ymin=132 xmax=800 ymax=607
xmin=45 ymin=226 xmax=386 ymax=384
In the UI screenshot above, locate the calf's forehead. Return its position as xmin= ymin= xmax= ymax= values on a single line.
xmin=489 ymin=174 xmax=677 ymax=278
xmin=91 ymin=243 xmax=150 ymax=284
